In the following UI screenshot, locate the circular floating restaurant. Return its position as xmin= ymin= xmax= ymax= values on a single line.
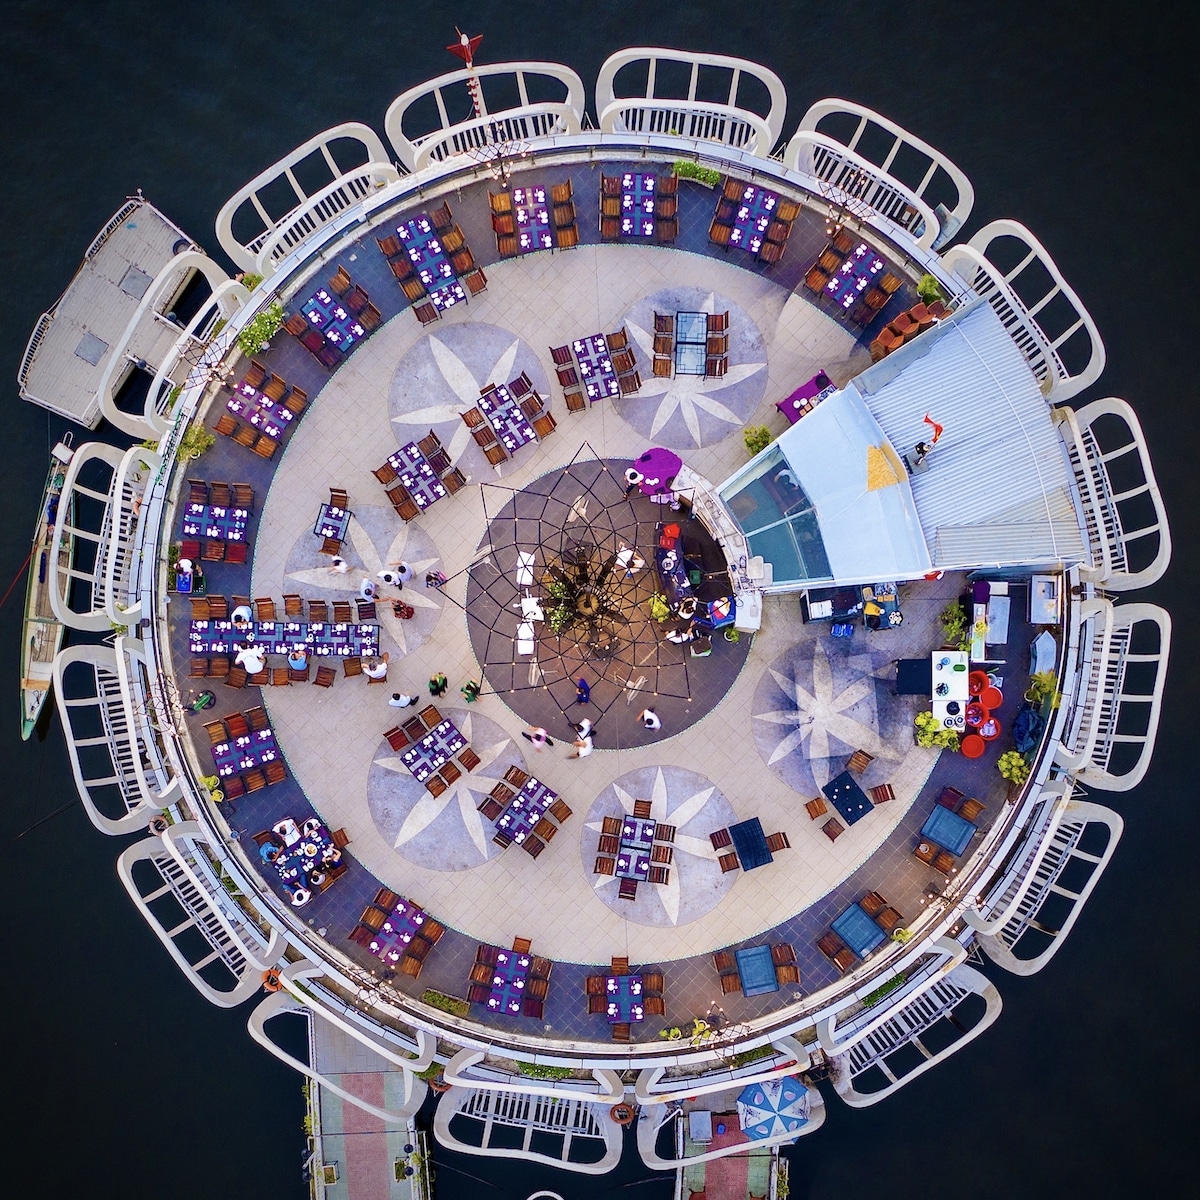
xmin=26 ymin=46 xmax=1171 ymax=1182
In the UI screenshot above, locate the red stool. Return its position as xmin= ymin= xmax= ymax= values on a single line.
xmin=961 ymin=733 xmax=985 ymax=759
xmin=980 ymin=685 xmax=1003 ymax=710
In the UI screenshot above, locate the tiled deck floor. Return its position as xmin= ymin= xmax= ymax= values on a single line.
xmin=169 ymin=166 xmax=1018 ymax=1042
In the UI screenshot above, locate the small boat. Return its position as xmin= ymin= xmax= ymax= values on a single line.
xmin=19 ymin=434 xmax=74 ymax=739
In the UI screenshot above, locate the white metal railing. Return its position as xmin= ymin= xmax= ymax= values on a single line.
xmin=791 ymin=98 xmax=974 ymax=249
xmin=214 ymin=123 xmax=393 ymax=272
xmin=385 ymin=61 xmax=586 ymax=172
xmin=15 ymin=311 xmax=53 ymax=392
xmin=1054 ymin=397 xmax=1172 ymax=590
xmin=84 ymin=196 xmax=144 ymax=260
xmin=941 ymin=218 xmax=1106 ymax=401
xmin=406 ymin=104 xmax=581 ymax=172
xmin=595 ymin=49 xmax=787 ymax=153
xmin=976 ymin=801 xmax=1123 ymax=975
xmin=830 ymin=965 xmax=1002 ymax=1106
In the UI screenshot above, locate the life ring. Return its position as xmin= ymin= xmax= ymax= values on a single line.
xmin=262 ymin=969 xmax=283 ymax=992
xmin=610 ymin=1103 xmax=635 ymax=1126
xmin=149 ymin=816 xmax=169 ymax=836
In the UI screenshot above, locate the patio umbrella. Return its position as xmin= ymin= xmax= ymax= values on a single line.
xmin=735 ymin=1076 xmax=810 ymax=1140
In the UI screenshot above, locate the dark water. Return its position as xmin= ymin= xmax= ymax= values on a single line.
xmin=0 ymin=3 xmax=1193 ymax=1197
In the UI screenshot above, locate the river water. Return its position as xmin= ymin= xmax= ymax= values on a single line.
xmin=0 ymin=3 xmax=1192 ymax=1197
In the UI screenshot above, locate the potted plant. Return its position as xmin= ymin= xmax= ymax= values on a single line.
xmin=743 ymin=425 xmax=772 ymax=457
xmin=672 ymin=160 xmax=722 ymax=188
xmin=914 ymin=710 xmax=961 ymax=751
xmin=236 ymin=300 xmax=284 ymax=355
xmin=176 ymin=422 xmax=215 ymax=462
xmin=917 ymin=273 xmax=945 ymax=304
xmin=938 ymin=599 xmax=969 ymax=650
xmin=997 ymin=749 xmax=1031 ymax=787
xmin=1024 ymin=669 xmax=1061 ymax=709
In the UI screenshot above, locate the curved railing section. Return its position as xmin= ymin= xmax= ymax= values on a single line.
xmin=444 ymin=1048 xmax=623 ymax=1105
xmin=384 ymin=62 xmax=586 ymax=172
xmin=53 ymin=642 xmax=178 ymax=835
xmin=975 ymin=801 xmax=1123 ymax=976
xmin=1056 ymin=602 xmax=1170 ymax=791
xmin=782 ymin=128 xmax=941 ymax=250
xmin=93 ymin=250 xmax=247 ymax=439
xmin=595 ymin=49 xmax=787 ymax=155
xmin=432 ymin=1086 xmax=624 ymax=1175
xmin=941 ymin=218 xmax=1106 ymax=402
xmin=214 ymin=123 xmax=394 ymax=273
xmin=116 ymin=823 xmax=285 ymax=1007
xmin=1053 ymin=397 xmax=1172 ymax=590
xmin=829 ymin=963 xmax=1002 ymax=1107
xmin=792 ymin=98 xmax=974 ymax=249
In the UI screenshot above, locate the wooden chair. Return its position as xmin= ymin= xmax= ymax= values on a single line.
xmin=599 ymin=815 xmax=621 ymax=837
xmin=553 ymin=202 xmax=576 ymax=228
xmin=610 ymin=1022 xmax=631 ymax=1043
xmin=308 ymin=599 xmax=328 ymax=621
xmin=704 ymin=357 xmax=727 ymax=379
xmin=644 ymin=994 xmax=666 ymax=1016
xmin=653 ymin=823 xmax=674 ymax=843
xmin=252 ymin=434 xmax=277 ymax=460
xmin=713 ymin=949 xmax=735 ymax=974
xmin=532 ymin=817 xmax=557 ymax=843
xmin=376 ymin=233 xmax=401 ymax=258
xmin=342 ymin=656 xmax=362 ymax=679
xmin=771 ymin=943 xmax=797 ymax=966
xmin=319 ymin=536 xmax=341 ymax=557
xmin=329 ymin=265 xmax=352 ymax=295
xmin=938 ymin=785 xmax=966 ymax=811
xmin=463 ymin=266 xmax=488 ymax=295
xmin=765 ymin=831 xmax=791 ymax=852
xmin=933 ymin=850 xmax=957 ymax=875
xmin=776 ymin=198 xmax=802 ymax=222
xmin=870 ymin=783 xmax=896 ymax=804
xmin=653 ymin=312 xmax=675 ymax=334
xmin=359 ymin=302 xmax=382 ymax=332
xmin=822 ymin=818 xmax=845 ymax=842
xmin=648 ymin=865 xmax=670 ymax=885
xmin=384 ymin=726 xmax=409 ymax=751
xmin=532 ymin=413 xmax=556 ymax=439
xmin=960 ymin=798 xmax=986 ymax=822
xmin=523 ymin=835 xmax=545 ymax=859
xmin=231 ymin=483 xmax=254 ymax=508
xmin=847 ymin=749 xmax=874 ymax=774
xmin=563 ymin=387 xmax=586 ymax=413
xmin=399 ymin=955 xmax=423 ymax=979
xmin=414 ymin=302 xmax=439 ymax=326
xmin=804 ymin=265 xmax=831 ymax=294
xmin=331 ymin=600 xmax=353 ymax=623
xmin=243 ymin=768 xmax=267 ymax=793
xmin=438 ymin=762 xmax=462 ymax=789
xmin=512 ymin=935 xmax=533 ymax=955
xmin=631 ymin=798 xmax=652 ymax=819
xmin=720 ymin=972 xmax=742 ymax=995
xmin=758 ymin=239 xmax=784 ymax=266
xmin=442 ymin=467 xmax=468 ymax=495
xmin=709 ymin=828 xmax=732 ymax=850
xmin=202 ymin=540 xmax=225 ymax=563
xmin=775 ymin=963 xmax=800 ymax=985
xmin=458 ymin=746 xmax=481 ymax=772
xmin=440 ymin=224 xmax=465 ymax=253
xmin=594 ymin=856 xmax=616 ymax=876
xmin=706 ymin=334 xmax=728 ymax=356
xmin=617 ymin=370 xmax=641 ymax=394
xmin=617 ymin=877 xmax=638 ymax=901
xmin=497 ymin=234 xmax=518 ymax=258
xmin=914 ymin=840 xmax=938 ymax=865
xmin=430 ymin=201 xmax=453 ymax=232
xmin=484 ymin=443 xmax=508 ymax=466
xmin=876 ymin=906 xmax=903 ymax=933
xmin=468 ymin=961 xmax=493 ymax=985
xmin=313 ymin=665 xmax=336 ymax=688
xmin=805 ymin=797 xmax=828 ymax=820
xmin=425 ymin=775 xmax=447 ymax=798
xmin=718 ymin=853 xmax=740 ymax=873
xmin=231 ymin=422 xmax=256 ymax=449
xmin=503 ymin=766 xmax=529 ymax=790
xmin=488 ymin=188 xmax=513 ymax=215
xmin=283 ymin=312 xmax=309 ymax=337
xmin=492 ymin=831 xmax=512 ymax=849
xmin=597 ymin=834 xmax=620 ymax=856
xmin=288 ymin=663 xmax=309 ymax=683
xmin=651 ymin=844 xmax=673 ymax=864
xmin=708 ymin=219 xmax=731 ymax=247
xmin=818 ymin=931 xmax=851 ymax=968
xmin=860 ymin=891 xmax=886 ymax=917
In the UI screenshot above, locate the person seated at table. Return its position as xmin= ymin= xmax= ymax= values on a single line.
xmin=259 ymin=842 xmax=280 ymax=863
xmin=363 ymin=651 xmax=390 ymax=680
xmin=676 ymin=597 xmax=698 ymax=621
xmin=288 ymin=885 xmax=311 ymax=907
xmin=623 ymin=468 xmax=644 ymax=496
xmin=665 ymin=623 xmax=699 ymax=644
xmin=286 ymin=645 xmax=309 ymax=671
xmin=234 ymin=641 xmax=266 ymax=674
xmin=231 ymin=604 xmax=253 ymax=629
xmin=308 ymin=869 xmax=327 ymax=888
xmin=300 ymin=817 xmax=322 ymax=837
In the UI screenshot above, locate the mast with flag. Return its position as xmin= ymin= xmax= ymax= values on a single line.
xmin=447 ymin=29 xmax=485 ymax=122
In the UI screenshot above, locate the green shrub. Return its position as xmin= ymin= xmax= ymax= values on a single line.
xmin=743 ymin=425 xmax=772 ymax=457
xmin=237 ymin=300 xmax=284 ymax=355
xmin=914 ymin=710 xmax=961 ymax=751
xmin=176 ymin=423 xmax=215 ymax=462
xmin=997 ymin=749 xmax=1031 ymax=785
xmin=862 ymin=975 xmax=907 ymax=1007
xmin=917 ymin=273 xmax=945 ymax=304
xmin=725 ymin=1044 xmax=774 ymax=1069
xmin=673 ymin=160 xmax=723 ymax=187
xmin=420 ymin=989 xmax=470 ymax=1017
xmin=517 ymin=1062 xmax=574 ymax=1080
xmin=938 ymin=600 xmax=969 ymax=649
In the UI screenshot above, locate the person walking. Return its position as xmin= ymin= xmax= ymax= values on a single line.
xmin=329 ymin=555 xmax=350 ymax=573
xmin=568 ymin=731 xmax=594 ymax=758
xmin=359 ymin=577 xmax=378 ymax=601
xmin=461 ymin=679 xmax=481 ymax=703
xmin=429 ymin=672 xmax=448 ymax=696
xmin=638 ymin=708 xmax=661 ymax=731
xmin=521 ymin=726 xmax=555 ymax=750
xmin=574 ymin=717 xmax=593 ymax=739
xmin=575 ymin=677 xmax=591 ymax=705
xmin=389 ymin=692 xmax=416 ymax=708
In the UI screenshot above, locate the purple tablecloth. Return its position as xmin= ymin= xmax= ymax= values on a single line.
xmin=634 ymin=447 xmax=682 ymax=496
xmin=479 ymin=383 xmax=536 ymax=453
xmin=366 ymin=897 xmax=429 ymax=965
xmin=189 ymin=619 xmax=380 ymax=657
xmin=181 ymin=502 xmax=250 ymax=542
xmin=605 ymin=974 xmax=645 ymax=1022
xmin=302 ymin=287 xmax=367 ymax=351
xmin=620 ymin=172 xmax=656 ymax=238
xmin=212 ymin=727 xmax=279 ymax=778
xmin=313 ymin=503 xmax=350 ymax=540
xmin=824 ymin=242 xmax=887 ymax=310
xmin=513 ymin=184 xmax=554 ymax=253
xmin=572 ymin=333 xmax=619 ymax=400
xmin=495 ymin=777 xmax=558 ymax=844
xmin=387 ymin=442 xmax=447 ymax=509
xmin=269 ymin=821 xmax=340 ymax=888
xmin=226 ymin=382 xmax=294 ymax=440
xmin=398 ymin=213 xmax=466 ymax=311
xmin=400 ymin=718 xmax=468 ymax=782
xmin=776 ymin=371 xmax=835 ymax=424
xmin=728 ymin=184 xmax=778 ymax=254
xmin=485 ymin=949 xmax=531 ymax=1014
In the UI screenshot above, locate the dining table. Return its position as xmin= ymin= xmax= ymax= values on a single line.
xmin=776 ymin=370 xmax=835 ymax=425
xmin=823 ymin=770 xmax=874 ymax=826
xmin=387 ymin=442 xmax=448 ymax=509
xmin=728 ymin=184 xmax=779 ymax=254
xmin=632 ymin=447 xmax=682 ymax=497
xmin=605 ymin=973 xmax=645 ymax=1022
xmin=485 ymin=948 xmax=532 ymax=1015
xmin=313 ymin=502 xmax=351 ymax=540
xmin=400 ymin=718 xmax=468 ymax=782
xmin=735 ymin=944 xmax=780 ymax=997
xmin=620 ymin=171 xmax=657 ymax=238
xmin=495 ymin=777 xmax=559 ymax=845
xmin=572 ymin=333 xmax=620 ymax=400
xmin=398 ymin=213 xmax=467 ymax=311
xmin=226 ymin=381 xmax=295 ymax=439
xmin=831 ymin=902 xmax=887 ymax=958
xmin=181 ymin=502 xmax=250 ymax=542
xmin=188 ymin=619 xmax=380 ymax=658
xmin=920 ymin=805 xmax=977 ymax=857
xmin=824 ymin=242 xmax=888 ymax=312
xmin=654 ymin=522 xmax=694 ymax=607
xmin=674 ymin=310 xmax=708 ymax=376
xmin=268 ymin=819 xmax=342 ymax=893
xmin=301 ymin=287 xmax=368 ymax=351
xmin=730 ymin=817 xmax=774 ymax=870
xmin=365 ymin=897 xmax=428 ymax=965
xmin=512 ymin=183 xmax=555 ymax=253
xmin=479 ymin=383 xmax=536 ymax=454
xmin=211 ymin=726 xmax=279 ymax=778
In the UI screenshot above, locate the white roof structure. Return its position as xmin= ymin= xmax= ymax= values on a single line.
xmin=848 ymin=299 xmax=1085 ymax=572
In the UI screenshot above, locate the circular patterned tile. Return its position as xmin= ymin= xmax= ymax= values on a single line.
xmin=751 ymin=637 xmax=920 ymax=796
xmin=614 ymin=287 xmax=768 ymax=449
xmin=366 ymin=707 xmax=527 ymax=871
xmin=278 ymin=505 xmax=444 ymax=661
xmin=387 ymin=322 xmax=550 ymax=477
xmin=580 ymin=765 xmax=738 ymax=928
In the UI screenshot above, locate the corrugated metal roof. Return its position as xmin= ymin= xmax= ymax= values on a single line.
xmin=849 ymin=300 xmax=1085 ymax=569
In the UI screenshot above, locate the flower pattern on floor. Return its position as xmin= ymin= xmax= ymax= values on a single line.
xmin=614 ymin=287 xmax=768 ymax=449
xmin=752 ymin=638 xmax=921 ymax=795
xmin=387 ymin=322 xmax=549 ymax=473
xmin=279 ymin=505 xmax=443 ymax=660
xmin=366 ymin=708 xmax=528 ymax=871
xmin=581 ymin=765 xmax=739 ymax=928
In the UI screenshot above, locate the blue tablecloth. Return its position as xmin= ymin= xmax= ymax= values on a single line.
xmin=823 ymin=770 xmax=874 ymax=825
xmin=400 ymin=718 xmax=468 ymax=783
xmin=484 ymin=949 xmax=531 ymax=1015
xmin=479 ymin=383 xmax=536 ymax=453
xmin=495 ymin=777 xmax=558 ymax=844
xmin=313 ymin=503 xmax=350 ymax=540
xmin=182 ymin=503 xmax=250 ymax=542
xmin=302 ymin=287 xmax=367 ymax=350
xmin=620 ymin=172 xmax=656 ymax=238
xmin=831 ymin=902 xmax=886 ymax=958
xmin=572 ymin=333 xmax=619 ymax=399
xmin=920 ymin=805 xmax=976 ymax=856
xmin=605 ymin=974 xmax=645 ymax=1022
xmin=730 ymin=817 xmax=773 ymax=870
xmin=189 ymin=619 xmax=379 ymax=657
xmin=735 ymin=944 xmax=779 ymax=997
xmin=513 ymin=184 xmax=554 ymax=253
